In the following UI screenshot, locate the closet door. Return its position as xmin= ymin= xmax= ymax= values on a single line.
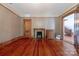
xmin=24 ymin=19 xmax=31 ymax=38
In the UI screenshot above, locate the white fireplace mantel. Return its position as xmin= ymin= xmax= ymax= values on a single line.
xmin=34 ymin=28 xmax=45 ymax=39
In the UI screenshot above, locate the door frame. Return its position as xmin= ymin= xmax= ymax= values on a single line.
xmin=61 ymin=6 xmax=77 ymax=45
xmin=23 ymin=19 xmax=32 ymax=38
xmin=63 ymin=13 xmax=75 ymax=44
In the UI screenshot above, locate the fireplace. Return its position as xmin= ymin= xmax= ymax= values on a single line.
xmin=34 ymin=28 xmax=45 ymax=39
xmin=37 ymin=31 xmax=42 ymax=39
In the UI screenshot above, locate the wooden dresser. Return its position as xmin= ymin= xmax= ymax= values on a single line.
xmin=46 ymin=30 xmax=54 ymax=39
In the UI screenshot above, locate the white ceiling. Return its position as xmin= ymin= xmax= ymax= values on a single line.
xmin=2 ymin=3 xmax=78 ymax=17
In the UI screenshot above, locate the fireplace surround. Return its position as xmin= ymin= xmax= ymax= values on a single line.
xmin=34 ymin=28 xmax=45 ymax=39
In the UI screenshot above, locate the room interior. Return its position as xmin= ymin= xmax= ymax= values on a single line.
xmin=24 ymin=17 xmax=55 ymax=39
xmin=0 ymin=3 xmax=79 ymax=56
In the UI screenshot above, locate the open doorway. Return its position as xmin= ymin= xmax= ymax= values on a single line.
xmin=63 ymin=13 xmax=74 ymax=44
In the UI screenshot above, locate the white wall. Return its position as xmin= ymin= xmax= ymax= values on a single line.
xmin=32 ymin=17 xmax=55 ymax=38
xmin=0 ymin=5 xmax=21 ymax=43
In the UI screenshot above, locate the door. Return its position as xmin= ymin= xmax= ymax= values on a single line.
xmin=24 ymin=19 xmax=31 ymax=38
xmin=63 ymin=13 xmax=74 ymax=44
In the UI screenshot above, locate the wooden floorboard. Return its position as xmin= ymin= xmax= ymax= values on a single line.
xmin=0 ymin=37 xmax=79 ymax=56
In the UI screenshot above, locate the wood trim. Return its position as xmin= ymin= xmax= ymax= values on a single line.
xmin=62 ymin=11 xmax=75 ymax=18
xmin=76 ymin=7 xmax=79 ymax=13
xmin=23 ymin=19 xmax=32 ymax=36
xmin=23 ymin=19 xmax=32 ymax=38
xmin=60 ymin=4 xmax=78 ymax=18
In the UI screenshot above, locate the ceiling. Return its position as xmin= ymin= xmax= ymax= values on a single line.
xmin=2 ymin=3 xmax=78 ymax=17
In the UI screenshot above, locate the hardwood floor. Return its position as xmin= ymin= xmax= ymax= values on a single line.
xmin=0 ymin=37 xmax=79 ymax=56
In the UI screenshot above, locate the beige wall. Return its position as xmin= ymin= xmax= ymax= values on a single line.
xmin=55 ymin=17 xmax=63 ymax=37
xmin=0 ymin=4 xmax=22 ymax=43
xmin=23 ymin=17 xmax=62 ymax=39
xmin=31 ymin=17 xmax=56 ymax=38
